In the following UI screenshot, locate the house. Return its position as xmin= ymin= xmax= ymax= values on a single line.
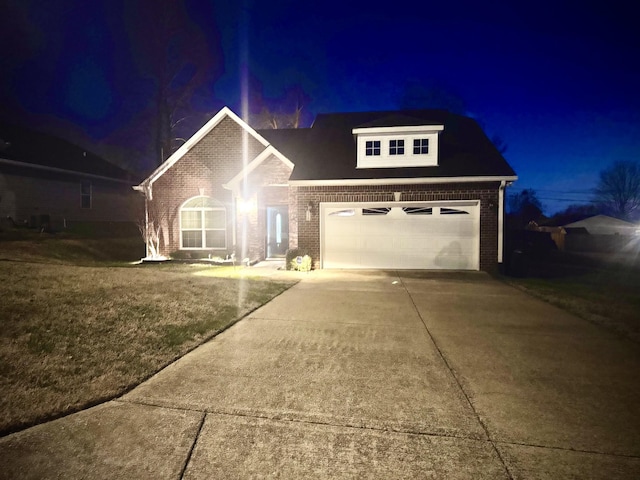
xmin=134 ymin=107 xmax=517 ymax=271
xmin=560 ymin=215 xmax=639 ymax=252
xmin=563 ymin=215 xmax=638 ymax=236
xmin=0 ymin=122 xmax=142 ymax=232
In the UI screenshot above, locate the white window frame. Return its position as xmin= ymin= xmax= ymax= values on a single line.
xmin=353 ymin=125 xmax=444 ymax=168
xmin=180 ymin=196 xmax=227 ymax=250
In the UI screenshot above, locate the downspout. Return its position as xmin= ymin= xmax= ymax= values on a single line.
xmin=144 ymin=195 xmax=150 ymax=258
xmin=498 ymin=180 xmax=506 ymax=264
xmin=231 ymin=193 xmax=237 ymax=253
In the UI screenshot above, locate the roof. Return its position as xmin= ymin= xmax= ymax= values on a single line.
xmin=564 ymin=215 xmax=637 ymax=234
xmin=564 ymin=215 xmax=636 ymax=229
xmin=258 ymin=109 xmax=517 ymax=182
xmin=0 ymin=121 xmax=137 ymax=182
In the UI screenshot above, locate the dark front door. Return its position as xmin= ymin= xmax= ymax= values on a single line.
xmin=266 ymin=206 xmax=288 ymax=258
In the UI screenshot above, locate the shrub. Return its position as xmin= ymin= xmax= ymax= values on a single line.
xmin=285 ymin=248 xmax=312 ymax=271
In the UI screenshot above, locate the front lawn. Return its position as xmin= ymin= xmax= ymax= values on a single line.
xmin=0 ymin=257 xmax=295 ymax=436
xmin=502 ymin=251 xmax=640 ymax=344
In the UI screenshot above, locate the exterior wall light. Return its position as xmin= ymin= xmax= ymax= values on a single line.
xmin=306 ymin=202 xmax=313 ymax=221
xmin=238 ymin=196 xmax=256 ymax=215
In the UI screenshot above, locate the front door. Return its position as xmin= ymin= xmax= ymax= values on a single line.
xmin=266 ymin=206 xmax=289 ymax=258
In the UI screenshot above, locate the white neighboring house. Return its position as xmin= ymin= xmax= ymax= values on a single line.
xmin=564 ymin=215 xmax=638 ymax=236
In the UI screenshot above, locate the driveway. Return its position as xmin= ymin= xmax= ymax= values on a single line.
xmin=1 ymin=271 xmax=640 ymax=479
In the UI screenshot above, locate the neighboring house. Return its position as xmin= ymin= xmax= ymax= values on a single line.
xmin=560 ymin=215 xmax=639 ymax=252
xmin=0 ymin=122 xmax=141 ymax=231
xmin=563 ymin=215 xmax=638 ymax=235
xmin=134 ymin=107 xmax=517 ymax=271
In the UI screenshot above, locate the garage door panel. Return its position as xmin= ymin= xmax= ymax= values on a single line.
xmin=323 ymin=203 xmax=479 ymax=270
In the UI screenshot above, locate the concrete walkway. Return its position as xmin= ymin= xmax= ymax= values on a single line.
xmin=1 ymin=270 xmax=640 ymax=479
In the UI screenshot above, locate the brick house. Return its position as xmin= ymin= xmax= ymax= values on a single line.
xmin=134 ymin=107 xmax=517 ymax=271
xmin=0 ymin=121 xmax=141 ymax=231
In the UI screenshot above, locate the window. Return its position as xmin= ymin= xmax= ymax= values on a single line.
xmin=413 ymin=139 xmax=429 ymax=155
xmin=365 ymin=140 xmax=381 ymax=156
xmin=180 ymin=197 xmax=226 ymax=249
xmin=403 ymin=207 xmax=433 ymax=215
xmin=81 ymin=181 xmax=91 ymax=209
xmin=363 ymin=207 xmax=391 ymax=215
xmin=389 ymin=139 xmax=404 ymax=155
xmin=441 ymin=207 xmax=469 ymax=215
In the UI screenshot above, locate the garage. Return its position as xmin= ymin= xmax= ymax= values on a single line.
xmin=321 ymin=201 xmax=480 ymax=270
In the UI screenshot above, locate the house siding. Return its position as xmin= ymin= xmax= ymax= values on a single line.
xmin=293 ymin=182 xmax=500 ymax=272
xmin=0 ymin=169 xmax=141 ymax=230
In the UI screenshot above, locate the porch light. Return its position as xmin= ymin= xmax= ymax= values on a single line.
xmin=237 ymin=196 xmax=256 ymax=214
xmin=306 ymin=202 xmax=313 ymax=221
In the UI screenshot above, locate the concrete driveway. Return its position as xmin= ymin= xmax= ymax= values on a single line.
xmin=2 ymin=270 xmax=640 ymax=479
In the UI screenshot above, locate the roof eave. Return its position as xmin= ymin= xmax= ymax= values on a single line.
xmin=289 ymin=175 xmax=518 ymax=187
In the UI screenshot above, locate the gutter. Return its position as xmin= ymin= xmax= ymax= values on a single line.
xmin=289 ymin=175 xmax=518 ymax=187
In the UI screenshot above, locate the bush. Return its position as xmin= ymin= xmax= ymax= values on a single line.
xmin=285 ymin=248 xmax=312 ymax=271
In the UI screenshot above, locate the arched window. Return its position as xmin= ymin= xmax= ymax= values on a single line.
xmin=180 ymin=197 xmax=226 ymax=249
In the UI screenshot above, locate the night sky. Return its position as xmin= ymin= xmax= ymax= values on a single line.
xmin=2 ymin=0 xmax=638 ymax=215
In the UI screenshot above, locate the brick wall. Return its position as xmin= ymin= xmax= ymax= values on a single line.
xmin=292 ymin=182 xmax=501 ymax=272
xmin=243 ymin=155 xmax=291 ymax=260
xmin=147 ymin=119 xmax=293 ymax=261
xmin=149 ymin=117 xmax=266 ymax=256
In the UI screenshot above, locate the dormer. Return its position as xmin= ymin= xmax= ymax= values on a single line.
xmin=353 ymin=117 xmax=444 ymax=169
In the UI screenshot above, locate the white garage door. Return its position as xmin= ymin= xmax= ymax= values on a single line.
xmin=322 ymin=202 xmax=480 ymax=270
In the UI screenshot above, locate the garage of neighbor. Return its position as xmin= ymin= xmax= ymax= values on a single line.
xmin=321 ymin=201 xmax=480 ymax=270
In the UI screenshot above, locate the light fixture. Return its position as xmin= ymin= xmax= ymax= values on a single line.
xmin=238 ymin=196 xmax=256 ymax=214
xmin=306 ymin=202 xmax=313 ymax=221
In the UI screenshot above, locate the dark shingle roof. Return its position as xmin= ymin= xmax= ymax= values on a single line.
xmin=0 ymin=122 xmax=137 ymax=181
xmin=259 ymin=109 xmax=516 ymax=182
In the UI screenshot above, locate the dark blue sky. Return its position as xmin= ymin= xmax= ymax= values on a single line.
xmin=2 ymin=0 xmax=638 ymax=214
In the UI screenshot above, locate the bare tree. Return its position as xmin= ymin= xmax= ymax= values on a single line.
xmin=593 ymin=160 xmax=640 ymax=220
xmin=249 ymin=84 xmax=310 ymax=129
xmin=137 ymin=200 xmax=168 ymax=259
xmin=507 ymin=188 xmax=544 ymax=228
xmin=126 ymin=0 xmax=223 ymax=166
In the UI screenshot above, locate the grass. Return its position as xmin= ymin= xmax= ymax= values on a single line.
xmin=0 ymin=229 xmax=296 ymax=435
xmin=501 ymin=250 xmax=640 ymax=345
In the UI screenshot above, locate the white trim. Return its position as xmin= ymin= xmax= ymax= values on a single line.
xmin=352 ymin=125 xmax=444 ymax=135
xmin=139 ymin=106 xmax=271 ymax=188
xmin=0 ymin=157 xmax=134 ymax=184
xmin=222 ymin=145 xmax=294 ymax=192
xmin=290 ymin=176 xmax=518 ymax=187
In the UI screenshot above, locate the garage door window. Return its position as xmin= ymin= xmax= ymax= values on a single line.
xmin=441 ymin=207 xmax=469 ymax=215
xmin=403 ymin=207 xmax=433 ymax=215
xmin=363 ymin=207 xmax=391 ymax=215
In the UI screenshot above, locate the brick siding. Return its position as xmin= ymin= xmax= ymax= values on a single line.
xmin=148 ymin=118 xmax=292 ymax=260
xmin=292 ymin=182 xmax=501 ymax=272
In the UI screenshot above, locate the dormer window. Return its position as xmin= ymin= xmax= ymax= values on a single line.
xmin=365 ymin=140 xmax=380 ymax=156
xmin=389 ymin=139 xmax=404 ymax=155
xmin=353 ymin=124 xmax=444 ymax=169
xmin=413 ymin=139 xmax=429 ymax=155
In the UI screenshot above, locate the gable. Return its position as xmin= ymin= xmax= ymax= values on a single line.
xmin=139 ymin=107 xmax=271 ymax=189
